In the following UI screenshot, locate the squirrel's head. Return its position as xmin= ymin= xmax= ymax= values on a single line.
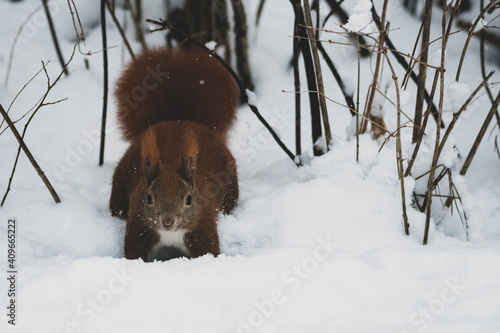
xmin=140 ymin=128 xmax=200 ymax=232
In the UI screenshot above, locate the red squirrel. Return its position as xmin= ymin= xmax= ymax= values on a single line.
xmin=110 ymin=48 xmax=239 ymax=262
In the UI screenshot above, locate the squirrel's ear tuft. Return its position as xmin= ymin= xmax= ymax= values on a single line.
xmin=180 ymin=156 xmax=196 ymax=186
xmin=141 ymin=128 xmax=160 ymax=186
xmin=180 ymin=127 xmax=198 ymax=186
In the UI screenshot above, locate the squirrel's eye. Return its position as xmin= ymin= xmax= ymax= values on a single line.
xmin=147 ymin=194 xmax=153 ymax=205
xmin=185 ymin=194 xmax=192 ymax=206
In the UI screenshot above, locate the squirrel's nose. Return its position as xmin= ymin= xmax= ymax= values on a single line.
xmin=162 ymin=217 xmax=174 ymax=229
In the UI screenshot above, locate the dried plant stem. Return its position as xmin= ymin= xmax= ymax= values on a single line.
xmin=423 ymin=4 xmax=448 ymax=246
xmin=456 ymin=0 xmax=500 ymax=82
xmin=402 ymin=20 xmax=424 ymax=89
xmin=283 ymin=89 xmax=391 ymax=137
xmin=404 ymin=71 xmax=439 ymax=178
xmin=255 ymin=0 xmax=266 ymax=25
xmin=292 ymin=7 xmax=302 ymax=159
xmin=383 ymin=43 xmax=410 ymax=235
xmin=303 ymin=0 xmax=332 ymax=151
xmin=1 ymin=49 xmax=74 ymax=206
xmin=361 ymin=0 xmax=388 ymax=134
xmin=413 ymin=0 xmax=432 ymax=143
xmin=99 ymin=0 xmax=109 ymax=166
xmin=106 ymin=0 xmax=135 ymax=60
xmin=479 ymin=0 xmax=500 ymax=134
xmin=317 ymin=42 xmax=356 ymax=115
xmin=132 ymin=0 xmax=147 ymax=50
xmin=370 ymin=1 xmax=443 ymax=128
xmin=438 ymin=71 xmax=495 ymax=156
xmin=460 ymin=90 xmax=500 ymax=176
xmin=231 ymin=0 xmax=254 ymax=93
xmin=147 ymin=18 xmax=298 ymax=165
xmin=356 ymin=35 xmax=361 ymax=163
xmin=42 ymin=0 xmax=68 ymax=76
xmin=0 ymin=68 xmax=45 ymax=133
xmin=5 ymin=5 xmax=42 ymax=86
xmin=0 ymin=103 xmax=61 ymax=205
xmin=290 ymin=0 xmax=322 ymax=156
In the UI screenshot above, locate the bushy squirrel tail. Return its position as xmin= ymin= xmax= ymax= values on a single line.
xmin=115 ymin=48 xmax=240 ymax=142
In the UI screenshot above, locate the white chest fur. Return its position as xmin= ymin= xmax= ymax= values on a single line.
xmin=153 ymin=229 xmax=189 ymax=256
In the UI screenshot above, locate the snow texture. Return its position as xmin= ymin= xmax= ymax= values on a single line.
xmin=0 ymin=1 xmax=500 ymax=332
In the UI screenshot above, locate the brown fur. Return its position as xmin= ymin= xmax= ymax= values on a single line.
xmin=110 ymin=122 xmax=238 ymax=261
xmin=114 ymin=48 xmax=239 ymax=142
xmin=110 ymin=47 xmax=239 ymax=261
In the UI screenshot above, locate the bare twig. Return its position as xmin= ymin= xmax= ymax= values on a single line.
xmin=460 ymin=90 xmax=500 ymax=176
xmin=106 ymin=0 xmax=135 ymax=60
xmin=129 ymin=0 xmax=147 ymax=50
xmin=303 ymin=0 xmax=332 ymax=152
xmin=412 ymin=0 xmax=432 ymax=143
xmin=423 ymin=3 xmax=448 ymax=246
xmin=290 ymin=0 xmax=322 ymax=156
xmin=369 ymin=1 xmax=444 ymax=129
xmin=317 ymin=42 xmax=356 ymax=115
xmin=385 ymin=57 xmax=410 ymax=234
xmin=1 ymin=49 xmax=74 ymax=206
xmin=147 ymin=18 xmax=298 ymax=165
xmin=42 ymin=0 xmax=68 ymax=76
xmin=0 ymin=67 xmax=45 ymax=134
xmin=4 ymin=5 xmax=42 ymax=86
xmin=1 ymin=100 xmax=61 ymax=205
xmin=283 ymin=89 xmax=391 ymax=136
xmin=66 ymin=0 xmax=90 ymax=55
xmin=438 ymin=71 xmax=495 ymax=156
xmin=292 ymin=3 xmax=302 ymax=160
xmin=99 ymin=0 xmax=109 ymax=166
xmin=231 ymin=0 xmax=254 ymax=93
xmin=456 ymin=0 xmax=500 ymax=82
xmin=255 ymin=0 xmax=267 ymax=26
xmin=356 ymin=35 xmax=361 ymax=162
xmin=480 ymin=0 xmax=500 ymax=134
xmin=361 ymin=0 xmax=388 ymax=134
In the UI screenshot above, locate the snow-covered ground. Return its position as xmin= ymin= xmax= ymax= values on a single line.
xmin=1 ymin=0 xmax=499 ymax=332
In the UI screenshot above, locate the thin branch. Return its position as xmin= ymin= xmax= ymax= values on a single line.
xmin=290 ymin=0 xmax=322 ymax=157
xmin=456 ymin=0 xmax=500 ymax=82
xmin=106 ymin=0 xmax=135 ymax=60
xmin=423 ymin=3 xmax=448 ymax=246
xmin=317 ymin=41 xmax=356 ymax=115
xmin=459 ymin=90 xmax=500 ymax=176
xmin=42 ymin=0 xmax=68 ymax=76
xmin=1 ymin=49 xmax=74 ymax=206
xmin=480 ymin=0 xmax=500 ymax=134
xmin=303 ymin=0 xmax=333 ymax=152
xmin=292 ymin=4 xmax=302 ymax=160
xmin=255 ymin=0 xmax=266 ymax=26
xmin=412 ymin=0 xmax=432 ymax=143
xmin=370 ymin=1 xmax=444 ymax=129
xmin=147 ymin=18 xmax=298 ymax=165
xmin=361 ymin=0 xmax=388 ymax=134
xmin=0 ymin=67 xmax=45 ymax=133
xmin=438 ymin=71 xmax=495 ymax=157
xmin=99 ymin=0 xmax=109 ymax=166
xmin=0 ymin=102 xmax=61 ymax=205
xmin=383 ymin=43 xmax=410 ymax=235
xmin=4 ymin=5 xmax=42 ymax=86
